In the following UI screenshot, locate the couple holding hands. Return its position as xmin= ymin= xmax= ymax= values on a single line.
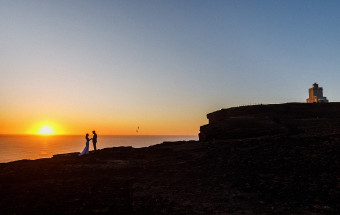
xmin=79 ymin=130 xmax=97 ymax=156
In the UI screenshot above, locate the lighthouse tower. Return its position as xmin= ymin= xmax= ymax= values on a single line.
xmin=306 ymin=83 xmax=328 ymax=103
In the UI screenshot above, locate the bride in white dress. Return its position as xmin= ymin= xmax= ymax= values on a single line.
xmin=79 ymin=133 xmax=91 ymax=156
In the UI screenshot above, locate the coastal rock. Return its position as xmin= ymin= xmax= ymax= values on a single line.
xmin=200 ymin=103 xmax=340 ymax=141
xmin=1 ymin=104 xmax=340 ymax=214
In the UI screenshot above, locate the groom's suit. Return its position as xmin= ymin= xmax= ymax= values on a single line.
xmin=92 ymin=132 xmax=97 ymax=151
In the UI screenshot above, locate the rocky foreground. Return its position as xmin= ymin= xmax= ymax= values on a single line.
xmin=0 ymin=135 xmax=339 ymax=214
xmin=1 ymin=103 xmax=340 ymax=214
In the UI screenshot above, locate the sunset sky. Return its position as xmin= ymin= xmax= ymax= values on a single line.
xmin=2 ymin=0 xmax=340 ymax=135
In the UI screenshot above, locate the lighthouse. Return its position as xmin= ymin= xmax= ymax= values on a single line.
xmin=306 ymin=83 xmax=328 ymax=103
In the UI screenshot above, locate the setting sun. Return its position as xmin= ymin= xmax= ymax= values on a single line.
xmin=29 ymin=121 xmax=63 ymax=135
xmin=38 ymin=125 xmax=55 ymax=135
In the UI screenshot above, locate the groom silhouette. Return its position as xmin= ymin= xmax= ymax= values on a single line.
xmin=92 ymin=130 xmax=97 ymax=151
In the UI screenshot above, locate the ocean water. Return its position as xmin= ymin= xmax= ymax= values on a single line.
xmin=0 ymin=135 xmax=198 ymax=163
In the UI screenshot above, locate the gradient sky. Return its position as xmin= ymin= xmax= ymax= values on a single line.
xmin=2 ymin=0 xmax=340 ymax=135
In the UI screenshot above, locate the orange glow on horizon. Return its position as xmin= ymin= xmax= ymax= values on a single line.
xmin=0 ymin=111 xmax=203 ymax=136
xmin=28 ymin=121 xmax=64 ymax=135
xmin=37 ymin=125 xmax=55 ymax=135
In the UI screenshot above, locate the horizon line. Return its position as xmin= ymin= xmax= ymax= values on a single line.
xmin=0 ymin=134 xmax=199 ymax=136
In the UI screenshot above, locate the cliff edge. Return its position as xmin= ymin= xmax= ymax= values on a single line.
xmin=200 ymin=102 xmax=340 ymax=141
xmin=1 ymin=103 xmax=340 ymax=214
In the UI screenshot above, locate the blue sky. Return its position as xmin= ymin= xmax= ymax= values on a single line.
xmin=1 ymin=0 xmax=340 ymax=134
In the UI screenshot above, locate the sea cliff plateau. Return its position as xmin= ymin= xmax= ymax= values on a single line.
xmin=1 ymin=103 xmax=340 ymax=214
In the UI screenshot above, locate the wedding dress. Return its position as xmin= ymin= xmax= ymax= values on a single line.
xmin=79 ymin=139 xmax=90 ymax=156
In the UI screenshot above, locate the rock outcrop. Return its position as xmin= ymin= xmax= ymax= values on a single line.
xmin=200 ymin=103 xmax=340 ymax=141
xmin=1 ymin=103 xmax=340 ymax=214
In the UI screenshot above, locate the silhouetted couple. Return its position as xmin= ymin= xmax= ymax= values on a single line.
xmin=79 ymin=131 xmax=97 ymax=156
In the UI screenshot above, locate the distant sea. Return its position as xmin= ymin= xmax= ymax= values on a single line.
xmin=0 ymin=135 xmax=198 ymax=163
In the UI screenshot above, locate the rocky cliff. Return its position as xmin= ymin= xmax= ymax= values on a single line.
xmin=200 ymin=103 xmax=340 ymax=141
xmin=1 ymin=103 xmax=340 ymax=214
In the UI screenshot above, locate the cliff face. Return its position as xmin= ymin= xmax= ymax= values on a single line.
xmin=200 ymin=103 xmax=340 ymax=141
xmin=1 ymin=103 xmax=340 ymax=214
xmin=1 ymin=136 xmax=340 ymax=214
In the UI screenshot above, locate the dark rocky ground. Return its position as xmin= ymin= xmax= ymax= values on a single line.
xmin=0 ymin=134 xmax=340 ymax=214
xmin=1 ymin=103 xmax=340 ymax=214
